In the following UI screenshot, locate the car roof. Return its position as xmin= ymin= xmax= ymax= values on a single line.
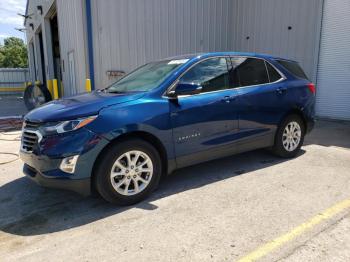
xmin=164 ymin=52 xmax=296 ymax=63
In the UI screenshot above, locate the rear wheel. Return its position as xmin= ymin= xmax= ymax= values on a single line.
xmin=272 ymin=115 xmax=305 ymax=158
xmin=95 ymin=139 xmax=162 ymax=205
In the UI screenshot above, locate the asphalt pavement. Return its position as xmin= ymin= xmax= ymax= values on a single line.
xmin=0 ymin=95 xmax=27 ymax=118
xmin=0 ymin=120 xmax=349 ymax=261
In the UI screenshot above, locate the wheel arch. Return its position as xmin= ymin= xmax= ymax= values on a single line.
xmin=280 ymin=108 xmax=307 ymax=131
xmin=91 ymin=131 xmax=169 ymax=194
xmin=274 ymin=108 xmax=307 ymax=146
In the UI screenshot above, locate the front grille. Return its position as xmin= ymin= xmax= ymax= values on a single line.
xmin=21 ymin=120 xmax=43 ymax=152
xmin=21 ymin=130 xmax=39 ymax=152
xmin=24 ymin=120 xmax=41 ymax=129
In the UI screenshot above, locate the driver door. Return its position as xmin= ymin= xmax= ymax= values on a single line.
xmin=169 ymin=57 xmax=239 ymax=168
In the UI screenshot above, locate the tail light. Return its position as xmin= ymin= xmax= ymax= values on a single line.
xmin=307 ymin=83 xmax=316 ymax=95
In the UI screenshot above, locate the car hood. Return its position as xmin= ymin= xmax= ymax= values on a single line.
xmin=25 ymin=91 xmax=145 ymax=122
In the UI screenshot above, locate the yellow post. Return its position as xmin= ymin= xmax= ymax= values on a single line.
xmin=47 ymin=79 xmax=53 ymax=97
xmin=53 ymin=79 xmax=59 ymax=99
xmin=60 ymin=81 xmax=64 ymax=97
xmin=85 ymin=79 xmax=92 ymax=93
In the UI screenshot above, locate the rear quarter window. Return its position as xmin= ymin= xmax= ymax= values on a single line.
xmin=265 ymin=62 xmax=283 ymax=82
xmin=277 ymin=60 xmax=309 ymax=80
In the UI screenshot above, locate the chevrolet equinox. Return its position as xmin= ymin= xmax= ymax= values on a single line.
xmin=20 ymin=52 xmax=315 ymax=205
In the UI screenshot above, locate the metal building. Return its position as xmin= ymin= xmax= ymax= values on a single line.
xmin=25 ymin=0 xmax=350 ymax=120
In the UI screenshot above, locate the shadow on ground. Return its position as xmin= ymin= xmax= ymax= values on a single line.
xmin=304 ymin=120 xmax=350 ymax=149
xmin=1 ymin=119 xmax=348 ymax=237
xmin=0 ymin=149 xmax=304 ymax=237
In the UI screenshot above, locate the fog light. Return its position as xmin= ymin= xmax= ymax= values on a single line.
xmin=59 ymin=155 xmax=79 ymax=174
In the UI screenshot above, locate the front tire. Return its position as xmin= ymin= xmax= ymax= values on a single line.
xmin=95 ymin=139 xmax=162 ymax=205
xmin=272 ymin=114 xmax=305 ymax=158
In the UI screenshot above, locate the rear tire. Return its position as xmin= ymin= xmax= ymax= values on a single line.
xmin=272 ymin=114 xmax=305 ymax=158
xmin=94 ymin=139 xmax=162 ymax=205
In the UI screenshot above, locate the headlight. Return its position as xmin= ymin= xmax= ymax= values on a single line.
xmin=40 ymin=116 xmax=97 ymax=135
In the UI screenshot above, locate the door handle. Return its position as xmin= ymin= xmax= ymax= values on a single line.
xmin=221 ymin=96 xmax=231 ymax=103
xmin=276 ymin=87 xmax=287 ymax=94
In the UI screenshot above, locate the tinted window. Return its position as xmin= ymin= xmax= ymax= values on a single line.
xmin=277 ymin=60 xmax=308 ymax=80
xmin=230 ymin=57 xmax=269 ymax=87
xmin=180 ymin=57 xmax=230 ymax=93
xmin=266 ymin=62 xmax=282 ymax=82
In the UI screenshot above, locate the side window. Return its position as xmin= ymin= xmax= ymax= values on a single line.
xmin=179 ymin=57 xmax=230 ymax=93
xmin=230 ymin=57 xmax=269 ymax=87
xmin=266 ymin=62 xmax=282 ymax=83
xmin=277 ymin=60 xmax=309 ymax=80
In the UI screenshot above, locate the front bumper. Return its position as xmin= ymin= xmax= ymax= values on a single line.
xmin=23 ymin=164 xmax=91 ymax=196
xmin=19 ymin=127 xmax=110 ymax=195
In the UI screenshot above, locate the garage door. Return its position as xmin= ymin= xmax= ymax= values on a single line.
xmin=316 ymin=0 xmax=350 ymax=120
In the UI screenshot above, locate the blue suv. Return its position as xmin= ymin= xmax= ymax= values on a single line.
xmin=20 ymin=52 xmax=315 ymax=205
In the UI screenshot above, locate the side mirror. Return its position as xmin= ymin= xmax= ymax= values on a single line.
xmin=168 ymin=82 xmax=202 ymax=98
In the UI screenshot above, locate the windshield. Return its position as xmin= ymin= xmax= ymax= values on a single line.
xmin=106 ymin=59 xmax=189 ymax=93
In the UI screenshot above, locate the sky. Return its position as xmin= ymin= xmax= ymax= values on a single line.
xmin=0 ymin=0 xmax=27 ymax=44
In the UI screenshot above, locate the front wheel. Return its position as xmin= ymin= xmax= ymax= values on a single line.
xmin=272 ymin=115 xmax=305 ymax=158
xmin=94 ymin=139 xmax=162 ymax=205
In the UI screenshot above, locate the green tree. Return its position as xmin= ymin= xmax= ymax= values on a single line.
xmin=0 ymin=37 xmax=28 ymax=68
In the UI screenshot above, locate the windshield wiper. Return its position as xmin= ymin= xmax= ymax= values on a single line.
xmin=107 ymin=90 xmax=126 ymax=94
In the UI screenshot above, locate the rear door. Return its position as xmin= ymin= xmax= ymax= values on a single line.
xmin=230 ymin=57 xmax=289 ymax=147
xmin=170 ymin=57 xmax=239 ymax=167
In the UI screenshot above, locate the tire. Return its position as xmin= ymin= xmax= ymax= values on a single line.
xmin=272 ymin=114 xmax=305 ymax=158
xmin=94 ymin=139 xmax=162 ymax=205
xmin=24 ymin=84 xmax=52 ymax=111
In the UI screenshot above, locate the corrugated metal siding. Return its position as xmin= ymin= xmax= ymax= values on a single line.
xmin=25 ymin=0 xmax=56 ymax=83
xmin=0 ymin=69 xmax=29 ymax=94
xmin=25 ymin=0 xmax=88 ymax=96
xmin=56 ymin=0 xmax=88 ymax=96
xmin=24 ymin=0 xmax=36 ymax=82
xmin=0 ymin=69 xmax=29 ymax=85
xmin=27 ymin=42 xmax=36 ymax=82
xmin=91 ymin=0 xmax=235 ymax=88
xmin=316 ymin=0 xmax=350 ymax=120
xmin=232 ymin=0 xmax=323 ymax=82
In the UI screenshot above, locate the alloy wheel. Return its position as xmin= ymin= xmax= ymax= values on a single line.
xmin=282 ymin=121 xmax=302 ymax=152
xmin=110 ymin=150 xmax=153 ymax=196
